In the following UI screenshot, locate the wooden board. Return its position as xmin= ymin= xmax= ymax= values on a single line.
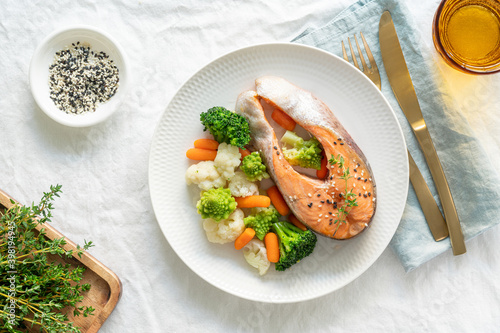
xmin=0 ymin=189 xmax=122 ymax=332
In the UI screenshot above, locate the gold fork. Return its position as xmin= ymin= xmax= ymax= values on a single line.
xmin=342 ymin=33 xmax=381 ymax=89
xmin=341 ymin=33 xmax=449 ymax=241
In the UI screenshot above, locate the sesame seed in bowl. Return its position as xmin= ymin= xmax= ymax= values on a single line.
xmin=29 ymin=26 xmax=129 ymax=127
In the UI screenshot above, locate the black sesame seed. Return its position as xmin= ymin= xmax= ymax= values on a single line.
xmin=340 ymin=143 xmax=344 ymax=145
xmin=363 ymin=194 xmax=368 ymax=198
xmin=334 ymin=141 xmax=337 ymax=145
xmin=308 ymin=203 xmax=313 ymax=208
xmin=354 ymin=169 xmax=357 ymax=172
xmin=368 ymin=192 xmax=371 ymax=197
xmin=317 ymin=194 xmax=321 ymax=197
xmin=364 ymin=179 xmax=368 ymax=182
xmin=274 ymin=146 xmax=277 ymax=150
xmin=320 ymin=200 xmax=325 ymax=204
xmin=357 ymin=177 xmax=361 ymax=180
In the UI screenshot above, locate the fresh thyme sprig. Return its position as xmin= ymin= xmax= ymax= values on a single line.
xmin=329 ymin=154 xmax=358 ymax=234
xmin=0 ymin=185 xmax=95 ymax=333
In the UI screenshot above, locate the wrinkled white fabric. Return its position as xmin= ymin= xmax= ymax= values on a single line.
xmin=0 ymin=0 xmax=498 ymax=332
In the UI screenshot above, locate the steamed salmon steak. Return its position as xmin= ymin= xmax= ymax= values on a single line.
xmin=235 ymin=76 xmax=376 ymax=240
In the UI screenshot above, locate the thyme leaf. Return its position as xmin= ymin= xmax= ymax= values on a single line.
xmin=0 ymin=185 xmax=94 ymax=332
xmin=328 ymin=154 xmax=359 ymax=235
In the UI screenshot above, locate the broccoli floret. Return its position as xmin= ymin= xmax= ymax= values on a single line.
xmin=240 ymin=152 xmax=270 ymax=182
xmin=272 ymin=221 xmax=317 ymax=271
xmin=197 ymin=187 xmax=237 ymax=221
xmin=244 ymin=206 xmax=280 ymax=240
xmin=200 ymin=106 xmax=251 ymax=149
xmin=280 ymin=130 xmax=323 ymax=170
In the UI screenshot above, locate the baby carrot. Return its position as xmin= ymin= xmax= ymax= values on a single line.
xmin=235 ymin=228 xmax=256 ymax=250
xmin=186 ymin=148 xmax=217 ymax=161
xmin=235 ymin=195 xmax=271 ymax=208
xmin=271 ymin=108 xmax=296 ymax=131
xmin=316 ymin=153 xmax=328 ymax=179
xmin=289 ymin=214 xmax=307 ymax=231
xmin=264 ymin=232 xmax=280 ymax=263
xmin=194 ymin=138 xmax=219 ymax=150
xmin=266 ymin=185 xmax=290 ymax=216
xmin=239 ymin=148 xmax=251 ymax=159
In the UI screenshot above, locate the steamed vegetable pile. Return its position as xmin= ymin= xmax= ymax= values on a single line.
xmin=185 ymin=106 xmax=322 ymax=275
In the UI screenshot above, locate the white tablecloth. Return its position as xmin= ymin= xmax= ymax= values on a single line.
xmin=1 ymin=0 xmax=499 ymax=332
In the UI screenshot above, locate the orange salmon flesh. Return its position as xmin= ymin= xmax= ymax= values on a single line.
xmin=235 ymin=76 xmax=376 ymax=240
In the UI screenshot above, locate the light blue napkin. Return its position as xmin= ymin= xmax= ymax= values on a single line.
xmin=293 ymin=0 xmax=500 ymax=271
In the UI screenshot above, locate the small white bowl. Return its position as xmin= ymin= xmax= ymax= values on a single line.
xmin=29 ymin=25 xmax=129 ymax=127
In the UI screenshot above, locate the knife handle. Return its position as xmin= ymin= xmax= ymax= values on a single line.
xmin=408 ymin=151 xmax=448 ymax=241
xmin=414 ymin=123 xmax=466 ymax=255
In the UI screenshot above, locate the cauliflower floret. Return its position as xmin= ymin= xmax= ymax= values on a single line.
xmin=214 ymin=143 xmax=241 ymax=180
xmin=185 ymin=161 xmax=225 ymax=191
xmin=202 ymin=208 xmax=245 ymax=244
xmin=228 ymin=171 xmax=259 ymax=197
xmin=243 ymin=239 xmax=270 ymax=276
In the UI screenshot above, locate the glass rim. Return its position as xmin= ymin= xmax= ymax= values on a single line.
xmin=433 ymin=0 xmax=500 ymax=75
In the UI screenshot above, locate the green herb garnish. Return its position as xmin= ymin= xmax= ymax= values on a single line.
xmin=329 ymin=154 xmax=358 ymax=235
xmin=0 ymin=185 xmax=95 ymax=332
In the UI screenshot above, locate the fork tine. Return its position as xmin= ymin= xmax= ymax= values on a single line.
xmin=360 ymin=32 xmax=381 ymax=89
xmin=347 ymin=37 xmax=360 ymax=70
xmin=341 ymin=41 xmax=349 ymax=62
xmin=360 ymin=32 xmax=378 ymax=72
xmin=354 ymin=34 xmax=368 ymax=72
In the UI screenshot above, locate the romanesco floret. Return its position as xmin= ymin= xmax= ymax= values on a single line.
xmin=280 ymin=130 xmax=323 ymax=170
xmin=197 ymin=187 xmax=236 ymax=221
xmin=228 ymin=171 xmax=259 ymax=197
xmin=202 ymin=208 xmax=245 ymax=244
xmin=214 ymin=142 xmax=241 ymax=181
xmin=200 ymin=106 xmax=251 ymax=149
xmin=243 ymin=239 xmax=270 ymax=275
xmin=240 ymin=152 xmax=270 ymax=182
xmin=243 ymin=206 xmax=280 ymax=240
xmin=185 ymin=161 xmax=225 ymax=191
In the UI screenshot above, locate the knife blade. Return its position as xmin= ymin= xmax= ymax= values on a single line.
xmin=408 ymin=152 xmax=448 ymax=241
xmin=379 ymin=11 xmax=466 ymax=255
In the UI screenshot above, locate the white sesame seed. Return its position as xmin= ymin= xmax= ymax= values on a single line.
xmin=49 ymin=43 xmax=119 ymax=115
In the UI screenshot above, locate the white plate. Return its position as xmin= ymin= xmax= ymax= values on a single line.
xmin=149 ymin=43 xmax=409 ymax=303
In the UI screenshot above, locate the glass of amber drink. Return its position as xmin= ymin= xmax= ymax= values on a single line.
xmin=433 ymin=0 xmax=500 ymax=74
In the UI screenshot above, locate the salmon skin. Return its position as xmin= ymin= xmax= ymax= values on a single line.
xmin=235 ymin=76 xmax=376 ymax=239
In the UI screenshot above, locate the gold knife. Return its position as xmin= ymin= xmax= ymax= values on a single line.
xmin=408 ymin=152 xmax=448 ymax=241
xmin=379 ymin=11 xmax=466 ymax=255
